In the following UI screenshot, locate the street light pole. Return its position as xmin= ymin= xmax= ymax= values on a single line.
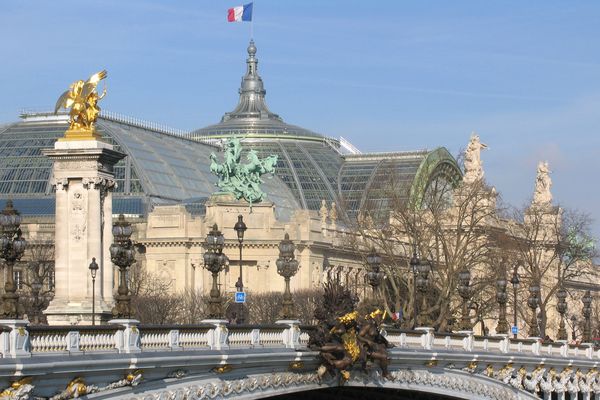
xmin=233 ymin=215 xmax=247 ymax=324
xmin=88 ymin=258 xmax=99 ymax=325
xmin=527 ymin=284 xmax=540 ymax=338
xmin=458 ymin=269 xmax=472 ymax=331
xmin=276 ymin=233 xmax=300 ymax=319
xmin=203 ymin=224 xmax=228 ymax=319
xmin=510 ymin=265 xmax=520 ymax=338
xmin=409 ymin=247 xmax=419 ymax=329
xmin=0 ymin=200 xmax=27 ymax=319
xmin=556 ymin=286 xmax=568 ymax=341
xmin=582 ymin=290 xmax=593 ymax=343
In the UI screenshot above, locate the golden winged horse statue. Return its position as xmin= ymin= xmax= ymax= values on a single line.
xmin=54 ymin=70 xmax=107 ymax=139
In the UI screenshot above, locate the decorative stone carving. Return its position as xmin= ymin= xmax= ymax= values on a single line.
xmin=70 ymin=223 xmax=86 ymax=242
xmin=53 ymin=178 xmax=69 ymax=191
xmin=463 ymin=133 xmax=487 ymax=184
xmin=49 ymin=370 xmax=143 ymax=400
xmin=0 ymin=377 xmax=34 ymax=400
xmin=319 ymin=200 xmax=328 ymax=227
xmin=532 ymin=161 xmax=552 ymax=207
xmin=71 ymin=192 xmax=84 ymax=212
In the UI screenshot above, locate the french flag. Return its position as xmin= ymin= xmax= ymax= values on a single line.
xmin=228 ymin=3 xmax=253 ymax=22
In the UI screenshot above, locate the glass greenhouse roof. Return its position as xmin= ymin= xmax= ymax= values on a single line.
xmin=0 ymin=113 xmax=301 ymax=221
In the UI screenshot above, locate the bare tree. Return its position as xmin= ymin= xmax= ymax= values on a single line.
xmin=507 ymin=205 xmax=597 ymax=337
xmin=342 ymin=172 xmax=502 ymax=332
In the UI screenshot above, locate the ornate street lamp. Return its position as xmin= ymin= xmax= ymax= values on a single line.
xmin=0 ymin=200 xmax=27 ymax=319
xmin=110 ymin=214 xmax=136 ymax=319
xmin=582 ymin=290 xmax=593 ymax=343
xmin=276 ymin=233 xmax=300 ymax=319
xmin=457 ymin=268 xmax=472 ymax=331
xmin=556 ymin=286 xmax=568 ymax=341
xmin=366 ymin=248 xmax=384 ymax=303
xmin=29 ymin=279 xmax=43 ymax=325
xmin=527 ymin=284 xmax=540 ymax=337
xmin=233 ymin=215 xmax=247 ymax=324
xmin=416 ymin=258 xmax=432 ymax=327
xmin=203 ymin=223 xmax=228 ymax=319
xmin=510 ymin=266 xmax=520 ymax=338
xmin=496 ymin=274 xmax=509 ymax=335
xmin=570 ymin=315 xmax=578 ymax=342
xmin=88 ymin=258 xmax=99 ymax=325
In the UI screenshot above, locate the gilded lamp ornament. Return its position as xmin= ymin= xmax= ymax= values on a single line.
xmin=54 ymin=70 xmax=107 ymax=140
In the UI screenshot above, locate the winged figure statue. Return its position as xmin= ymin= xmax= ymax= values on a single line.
xmin=54 ymin=70 xmax=107 ymax=131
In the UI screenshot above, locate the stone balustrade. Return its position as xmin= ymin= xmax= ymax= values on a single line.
xmin=2 ymin=321 xmax=600 ymax=361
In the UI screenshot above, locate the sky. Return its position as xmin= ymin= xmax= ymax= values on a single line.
xmin=0 ymin=1 xmax=599 ymax=238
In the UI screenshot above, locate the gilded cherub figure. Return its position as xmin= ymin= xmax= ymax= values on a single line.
xmin=54 ymin=70 xmax=107 ymax=132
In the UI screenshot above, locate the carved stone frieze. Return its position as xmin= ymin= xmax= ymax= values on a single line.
xmin=82 ymin=177 xmax=116 ymax=191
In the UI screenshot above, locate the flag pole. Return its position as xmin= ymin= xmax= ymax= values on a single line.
xmin=250 ymin=3 xmax=254 ymax=39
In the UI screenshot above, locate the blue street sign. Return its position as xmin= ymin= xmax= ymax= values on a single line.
xmin=235 ymin=291 xmax=246 ymax=303
xmin=511 ymin=326 xmax=518 ymax=335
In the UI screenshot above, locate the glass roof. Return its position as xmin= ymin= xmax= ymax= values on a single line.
xmin=0 ymin=114 xmax=302 ymax=221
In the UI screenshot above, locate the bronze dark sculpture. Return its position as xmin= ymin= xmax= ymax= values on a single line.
xmin=309 ymin=281 xmax=392 ymax=381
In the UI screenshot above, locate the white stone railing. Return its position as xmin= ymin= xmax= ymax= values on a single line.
xmin=3 ymin=321 xmax=600 ymax=363
xmin=0 ymin=320 xmax=301 ymax=358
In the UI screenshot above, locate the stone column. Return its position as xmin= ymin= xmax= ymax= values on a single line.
xmin=43 ymin=140 xmax=124 ymax=325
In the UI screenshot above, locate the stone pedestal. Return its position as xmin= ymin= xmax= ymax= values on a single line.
xmin=42 ymin=140 xmax=125 ymax=325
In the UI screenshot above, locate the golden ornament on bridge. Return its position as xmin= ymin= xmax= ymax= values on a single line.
xmin=54 ymin=70 xmax=107 ymax=141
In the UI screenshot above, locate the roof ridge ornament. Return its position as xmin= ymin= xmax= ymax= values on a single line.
xmin=221 ymin=41 xmax=282 ymax=123
xmin=209 ymin=137 xmax=278 ymax=210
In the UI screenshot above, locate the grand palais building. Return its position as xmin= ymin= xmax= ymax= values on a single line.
xmin=0 ymin=41 xmax=595 ymax=338
xmin=0 ymin=41 xmax=464 ymax=303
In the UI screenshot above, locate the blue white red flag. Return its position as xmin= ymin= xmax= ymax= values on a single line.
xmin=228 ymin=3 xmax=253 ymax=22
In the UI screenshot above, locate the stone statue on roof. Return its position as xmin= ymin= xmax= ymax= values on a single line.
xmin=463 ymin=132 xmax=488 ymax=184
xmin=209 ymin=137 xmax=278 ymax=208
xmin=532 ymin=161 xmax=552 ymax=207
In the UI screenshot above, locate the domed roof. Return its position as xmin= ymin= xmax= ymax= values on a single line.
xmin=190 ymin=41 xmax=327 ymax=142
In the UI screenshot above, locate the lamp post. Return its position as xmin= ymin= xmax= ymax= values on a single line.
xmin=88 ymin=258 xmax=99 ymax=325
xmin=0 ymin=200 xmax=27 ymax=319
xmin=276 ymin=233 xmax=300 ymax=319
xmin=29 ymin=279 xmax=43 ymax=325
xmin=366 ymin=248 xmax=384 ymax=305
xmin=233 ymin=215 xmax=247 ymax=324
xmin=582 ymin=290 xmax=592 ymax=343
xmin=409 ymin=248 xmax=420 ymax=329
xmin=203 ymin=223 xmax=228 ymax=319
xmin=110 ymin=214 xmax=136 ymax=319
xmin=458 ymin=269 xmax=472 ymax=331
xmin=570 ymin=315 xmax=578 ymax=342
xmin=510 ymin=266 xmax=520 ymax=338
xmin=496 ymin=274 xmax=509 ymax=334
xmin=527 ymin=284 xmax=540 ymax=337
xmin=415 ymin=258 xmax=432 ymax=327
xmin=556 ymin=286 xmax=568 ymax=341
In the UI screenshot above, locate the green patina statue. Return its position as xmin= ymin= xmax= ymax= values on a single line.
xmin=209 ymin=137 xmax=278 ymax=208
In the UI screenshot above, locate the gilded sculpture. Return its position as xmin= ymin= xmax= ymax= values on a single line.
xmin=54 ymin=70 xmax=107 ymax=140
xmin=309 ymin=281 xmax=392 ymax=381
xmin=209 ymin=137 xmax=278 ymax=208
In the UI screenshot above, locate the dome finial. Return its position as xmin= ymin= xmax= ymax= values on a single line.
xmin=247 ymin=40 xmax=257 ymax=57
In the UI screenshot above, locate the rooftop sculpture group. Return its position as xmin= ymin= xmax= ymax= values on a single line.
xmin=209 ymin=137 xmax=278 ymax=207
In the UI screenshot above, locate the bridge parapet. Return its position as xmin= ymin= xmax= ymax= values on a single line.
xmin=3 ymin=322 xmax=600 ymax=399
xmin=1 ymin=322 xmax=599 ymax=360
